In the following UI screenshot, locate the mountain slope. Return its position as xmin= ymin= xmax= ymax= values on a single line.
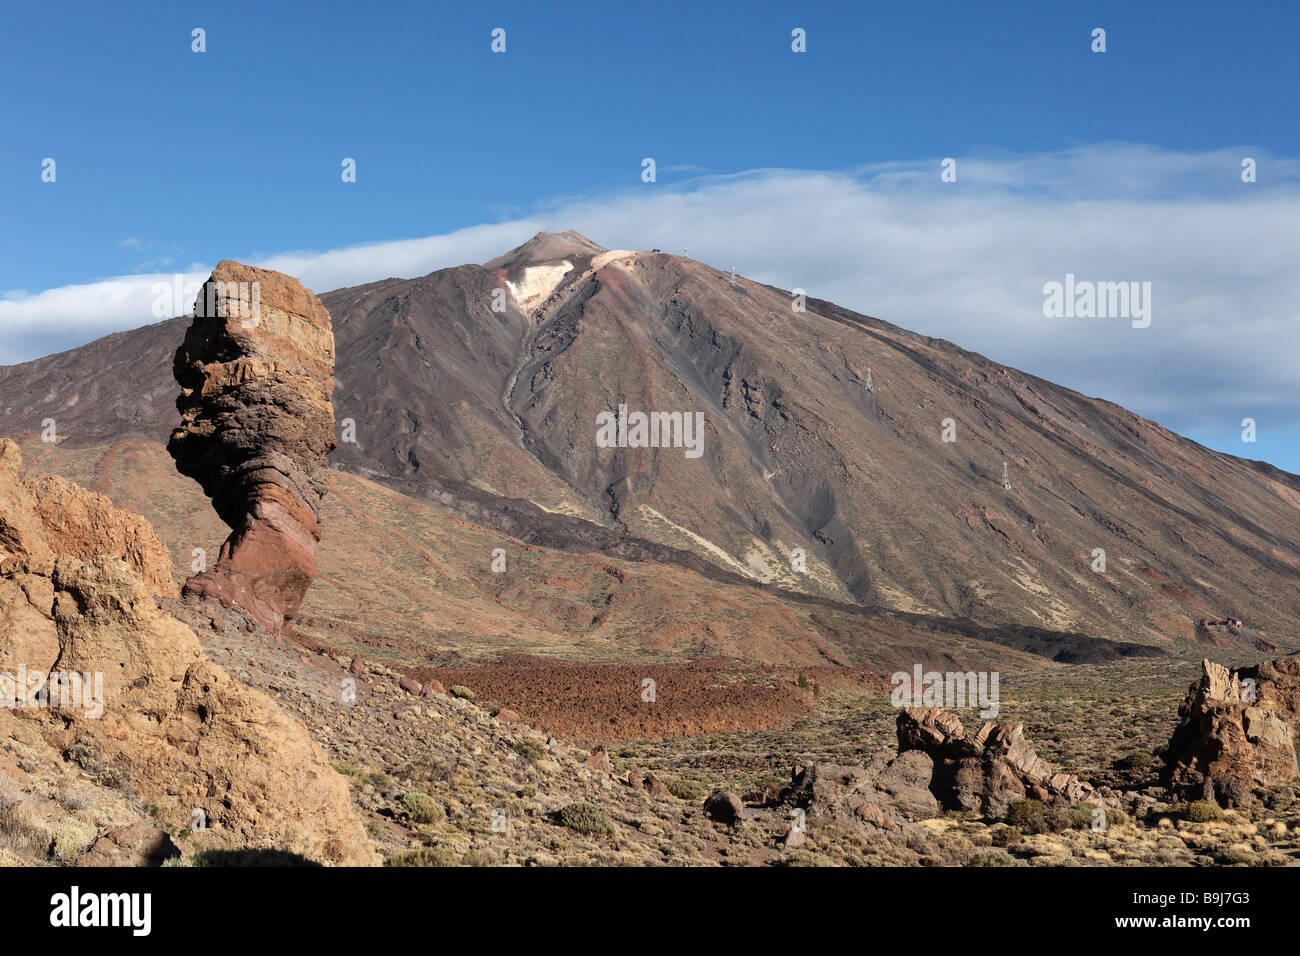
xmin=2 ymin=231 xmax=1297 ymax=648
xmin=324 ymin=232 xmax=1300 ymax=646
xmin=15 ymin=435 xmax=1078 ymax=679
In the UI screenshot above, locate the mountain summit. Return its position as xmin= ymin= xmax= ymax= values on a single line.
xmin=484 ymin=229 xmax=609 ymax=272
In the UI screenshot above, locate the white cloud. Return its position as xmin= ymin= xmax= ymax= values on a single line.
xmin=3 ymin=144 xmax=1298 ymax=447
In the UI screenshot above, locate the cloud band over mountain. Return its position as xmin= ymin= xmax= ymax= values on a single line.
xmin=4 ymin=144 xmax=1298 ymax=468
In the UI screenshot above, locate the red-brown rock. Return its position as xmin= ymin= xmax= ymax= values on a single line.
xmin=1163 ymin=658 xmax=1298 ymax=806
xmin=644 ymin=773 xmax=672 ymax=798
xmin=584 ymin=745 xmax=613 ymax=776
xmin=77 ymin=822 xmax=181 ymax=867
xmin=168 ymin=261 xmax=336 ymax=633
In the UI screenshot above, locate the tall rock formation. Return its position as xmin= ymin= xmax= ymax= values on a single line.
xmin=168 ymin=261 xmax=336 ymax=633
xmin=1163 ymin=658 xmax=1298 ymax=806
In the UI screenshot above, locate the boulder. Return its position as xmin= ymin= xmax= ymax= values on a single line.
xmin=644 ymin=773 xmax=673 ymax=798
xmin=77 ymin=822 xmax=181 ymax=867
xmin=779 ymin=751 xmax=939 ymax=831
xmin=703 ymin=791 xmax=746 ymax=825
xmin=782 ymin=824 xmax=806 ymax=850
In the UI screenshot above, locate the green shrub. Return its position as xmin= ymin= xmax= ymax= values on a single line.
xmin=449 ymin=685 xmax=475 ymax=700
xmin=662 ymin=775 xmax=706 ymax=801
xmin=969 ymin=848 xmax=1019 ymax=867
xmin=1184 ymin=800 xmax=1225 ymax=823
xmin=990 ymin=825 xmax=1019 ymax=847
xmin=402 ymin=791 xmax=444 ymax=825
xmin=1004 ymin=799 xmax=1048 ymax=834
xmin=1114 ymin=751 xmax=1153 ymax=771
xmin=1212 ymin=846 xmax=1255 ymax=866
xmin=332 ymin=760 xmax=392 ymax=791
xmin=512 ymin=739 xmax=548 ymax=763
xmin=775 ymin=849 xmax=837 ymax=867
xmin=0 ymin=797 xmax=45 ymax=859
xmin=384 ymin=847 xmax=458 ymax=867
xmin=64 ymin=735 xmax=102 ymax=774
xmin=50 ymin=819 xmax=96 ymax=861
xmin=557 ymin=802 xmax=615 ymax=836
xmin=1052 ymin=802 xmax=1108 ymax=831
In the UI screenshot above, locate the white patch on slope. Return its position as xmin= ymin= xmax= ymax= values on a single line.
xmin=590 ymin=250 xmax=637 ymax=270
xmin=635 ymin=504 xmax=756 ymax=579
xmin=506 ymin=261 xmax=573 ymax=311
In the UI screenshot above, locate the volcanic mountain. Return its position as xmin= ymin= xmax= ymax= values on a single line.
xmin=2 ymin=231 xmax=1298 ymax=658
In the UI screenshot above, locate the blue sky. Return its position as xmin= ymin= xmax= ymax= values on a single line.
xmin=3 ymin=0 xmax=1299 ymax=471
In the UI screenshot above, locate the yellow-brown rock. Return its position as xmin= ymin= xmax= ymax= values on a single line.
xmin=0 ymin=438 xmax=374 ymax=865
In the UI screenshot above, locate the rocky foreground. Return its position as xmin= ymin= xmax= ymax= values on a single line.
xmin=4 ymin=430 xmax=1300 ymax=865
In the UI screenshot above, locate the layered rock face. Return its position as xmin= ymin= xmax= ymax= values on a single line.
xmin=897 ymin=707 xmax=1093 ymax=817
xmin=0 ymin=438 xmax=373 ymax=865
xmin=168 ymin=261 xmax=336 ymax=633
xmin=1163 ymin=658 xmax=1298 ymax=806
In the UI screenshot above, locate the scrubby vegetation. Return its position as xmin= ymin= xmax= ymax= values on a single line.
xmin=557 ymin=803 xmax=615 ymax=836
xmin=401 ymin=791 xmax=445 ymax=825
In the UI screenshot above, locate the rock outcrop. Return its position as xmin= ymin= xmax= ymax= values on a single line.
xmin=24 ymin=474 xmax=177 ymax=597
xmin=779 ymin=751 xmax=939 ymax=831
xmin=0 ymin=439 xmax=373 ymax=864
xmin=168 ymin=261 xmax=336 ymax=633
xmin=897 ymin=707 xmax=1093 ymax=817
xmin=1163 ymin=658 xmax=1298 ymax=806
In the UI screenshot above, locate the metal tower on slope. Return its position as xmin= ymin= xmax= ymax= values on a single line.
xmin=1002 ymin=461 xmax=1011 ymax=490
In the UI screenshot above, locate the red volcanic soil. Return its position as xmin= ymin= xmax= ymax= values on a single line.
xmin=284 ymin=626 xmax=862 ymax=741
xmin=410 ymin=655 xmax=812 ymax=741
xmin=400 ymin=654 xmax=889 ymax=742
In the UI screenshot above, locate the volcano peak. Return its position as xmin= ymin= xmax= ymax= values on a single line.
xmin=485 ymin=229 xmax=608 ymax=272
